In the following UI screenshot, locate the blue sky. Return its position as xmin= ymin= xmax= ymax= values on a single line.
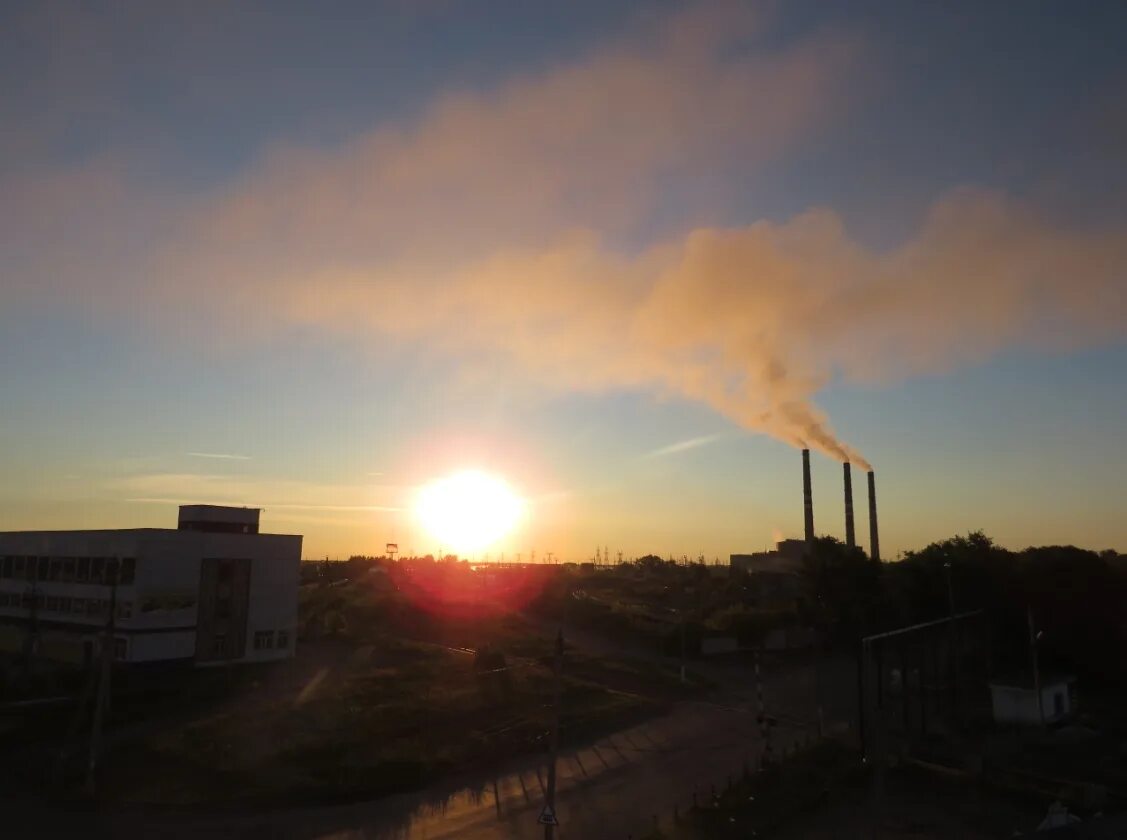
xmin=1 ymin=1 xmax=1125 ymax=559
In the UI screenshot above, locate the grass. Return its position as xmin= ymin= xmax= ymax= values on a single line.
xmin=6 ymin=576 xmax=711 ymax=806
xmin=636 ymin=741 xmax=862 ymax=839
xmin=92 ymin=586 xmax=683 ymax=807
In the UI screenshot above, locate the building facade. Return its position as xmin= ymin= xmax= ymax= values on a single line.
xmin=989 ymin=675 xmax=1077 ymax=726
xmin=0 ymin=506 xmax=301 ymax=667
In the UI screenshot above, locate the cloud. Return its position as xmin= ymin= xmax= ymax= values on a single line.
xmin=111 ymin=473 xmax=402 ymax=514
xmin=125 ymin=497 xmax=399 ymax=513
xmin=4 ymin=3 xmax=1126 ymax=471
xmin=2 ymin=2 xmax=858 ymax=305
xmin=186 ymin=452 xmax=251 ymax=461
xmin=644 ymin=434 xmax=727 ymax=459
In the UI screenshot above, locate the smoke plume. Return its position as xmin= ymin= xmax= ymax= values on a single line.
xmin=3 ymin=3 xmax=1126 ymax=471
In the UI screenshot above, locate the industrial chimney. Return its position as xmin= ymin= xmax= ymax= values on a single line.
xmin=802 ymin=448 xmax=815 ymax=545
xmin=843 ymin=462 xmax=855 ymax=549
xmin=867 ymin=470 xmax=880 ymax=562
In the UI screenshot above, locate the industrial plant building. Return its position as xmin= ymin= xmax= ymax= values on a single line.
xmin=731 ymin=448 xmax=881 ymax=571
xmin=0 ymin=505 xmax=301 ymax=667
xmin=730 ymin=538 xmax=808 ymax=574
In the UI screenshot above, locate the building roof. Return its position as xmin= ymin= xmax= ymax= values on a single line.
xmin=0 ymin=527 xmax=301 ymax=539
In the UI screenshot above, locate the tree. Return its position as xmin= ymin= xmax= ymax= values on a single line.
xmin=803 ymin=536 xmax=884 ymax=640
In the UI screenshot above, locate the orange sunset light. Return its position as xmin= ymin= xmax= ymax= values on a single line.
xmin=414 ymin=470 xmax=525 ymax=555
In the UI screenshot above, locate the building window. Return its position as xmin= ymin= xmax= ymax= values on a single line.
xmin=45 ymin=595 xmax=59 ymax=612
xmin=119 ymin=557 xmax=136 ymax=585
xmin=72 ymin=598 xmax=86 ymax=614
xmin=116 ymin=601 xmax=132 ymax=620
xmin=13 ymin=557 xmax=25 ymax=577
xmin=77 ymin=557 xmax=90 ymax=582
xmin=212 ymin=635 xmax=228 ymax=657
xmin=275 ymin=630 xmax=289 ymax=650
xmin=113 ymin=638 xmax=128 ymax=661
xmin=59 ymin=596 xmax=72 ymax=613
xmin=1 ymin=556 xmax=12 ymax=578
xmin=92 ymin=557 xmax=105 ymax=583
xmin=254 ymin=630 xmax=274 ymax=650
xmin=37 ymin=557 xmax=48 ymax=579
xmin=62 ymin=557 xmax=76 ymax=581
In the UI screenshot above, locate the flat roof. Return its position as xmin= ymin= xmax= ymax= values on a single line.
xmin=0 ymin=527 xmax=301 ymax=539
xmin=178 ymin=504 xmax=262 ymax=511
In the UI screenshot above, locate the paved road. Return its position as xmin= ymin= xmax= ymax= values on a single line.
xmin=29 ymin=654 xmax=855 ymax=840
xmin=80 ymin=701 xmax=807 ymax=839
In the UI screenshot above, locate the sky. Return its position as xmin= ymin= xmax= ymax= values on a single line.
xmin=1 ymin=0 xmax=1126 ymax=560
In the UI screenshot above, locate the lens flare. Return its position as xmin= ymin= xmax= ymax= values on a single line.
xmin=414 ymin=470 xmax=524 ymax=555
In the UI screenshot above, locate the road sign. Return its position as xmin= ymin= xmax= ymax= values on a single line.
xmin=538 ymin=805 xmax=559 ymax=826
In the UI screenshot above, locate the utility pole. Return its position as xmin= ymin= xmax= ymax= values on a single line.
xmin=944 ymin=562 xmax=957 ymax=724
xmin=679 ymin=607 xmax=687 ymax=684
xmin=944 ymin=562 xmax=955 ymax=616
xmin=1027 ymin=605 xmax=1044 ymax=726
xmin=543 ymin=629 xmax=564 ymax=838
xmin=755 ymin=648 xmax=771 ymax=766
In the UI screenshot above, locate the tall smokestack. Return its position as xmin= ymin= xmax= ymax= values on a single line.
xmin=802 ymin=448 xmax=814 ymax=545
xmin=843 ymin=462 xmax=855 ymax=549
xmin=867 ymin=470 xmax=880 ymax=562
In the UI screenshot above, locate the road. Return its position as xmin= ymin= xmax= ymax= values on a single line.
xmin=26 ymin=654 xmax=856 ymax=839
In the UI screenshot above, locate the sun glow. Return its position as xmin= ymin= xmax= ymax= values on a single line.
xmin=414 ymin=470 xmax=525 ymax=555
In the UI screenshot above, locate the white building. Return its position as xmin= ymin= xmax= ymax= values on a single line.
xmin=989 ymin=674 xmax=1077 ymax=725
xmin=0 ymin=505 xmax=301 ymax=667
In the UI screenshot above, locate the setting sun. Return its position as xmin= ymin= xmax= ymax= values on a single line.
xmin=414 ymin=470 xmax=525 ymax=555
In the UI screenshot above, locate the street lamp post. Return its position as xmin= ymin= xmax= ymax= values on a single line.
xmin=1027 ymin=606 xmax=1044 ymax=726
xmin=943 ymin=562 xmax=954 ymax=616
xmin=543 ymin=629 xmax=564 ymax=838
